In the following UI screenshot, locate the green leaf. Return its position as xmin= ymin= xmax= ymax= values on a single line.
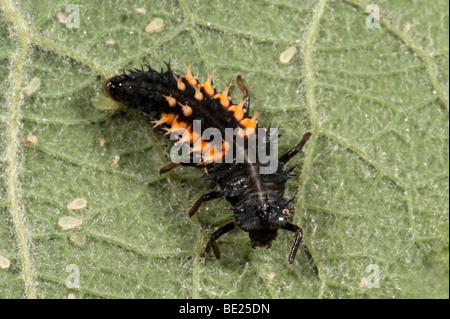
xmin=0 ymin=0 xmax=448 ymax=299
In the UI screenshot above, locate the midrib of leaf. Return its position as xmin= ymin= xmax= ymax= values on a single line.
xmin=296 ymin=0 xmax=448 ymax=298
xmin=0 ymin=0 xmax=36 ymax=298
xmin=296 ymin=0 xmax=327 ymax=298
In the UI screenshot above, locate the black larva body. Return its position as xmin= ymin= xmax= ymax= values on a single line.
xmin=102 ymin=62 xmax=311 ymax=264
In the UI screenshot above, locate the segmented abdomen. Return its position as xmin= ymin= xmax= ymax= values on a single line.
xmin=102 ymin=63 xmax=258 ymax=163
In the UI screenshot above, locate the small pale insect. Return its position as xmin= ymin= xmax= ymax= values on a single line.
xmin=0 ymin=254 xmax=11 ymax=269
xmin=145 ymin=18 xmax=164 ymax=34
xmin=24 ymin=78 xmax=41 ymax=96
xmin=58 ymin=216 xmax=83 ymax=231
xmin=279 ymin=46 xmax=297 ymax=64
xmin=67 ymin=198 xmax=88 ymax=210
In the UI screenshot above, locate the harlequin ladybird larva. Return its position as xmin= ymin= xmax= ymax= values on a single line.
xmin=102 ymin=62 xmax=311 ymax=264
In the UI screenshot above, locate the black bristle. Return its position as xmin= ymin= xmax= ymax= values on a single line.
xmin=287 ymin=165 xmax=297 ymax=174
xmin=163 ymin=60 xmax=172 ymax=73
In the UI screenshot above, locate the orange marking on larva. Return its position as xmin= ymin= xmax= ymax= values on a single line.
xmin=202 ymin=147 xmax=224 ymax=164
xmin=200 ymin=71 xmax=215 ymax=96
xmin=183 ymin=63 xmax=197 ymax=87
xmin=237 ymin=128 xmax=246 ymax=139
xmin=192 ymin=138 xmax=209 ymax=154
xmin=172 ymin=118 xmax=189 ymax=129
xmin=151 ymin=113 xmax=175 ymax=128
xmin=176 ymin=129 xmax=193 ymax=144
xmin=163 ymin=117 xmax=190 ymax=136
xmin=213 ymin=93 xmax=226 ymax=107
xmin=184 ymin=132 xmax=201 ymax=151
xmin=164 ymin=127 xmax=186 ymax=136
xmin=240 ymin=112 xmax=259 ymax=136
xmin=228 ymin=98 xmax=245 ymax=121
xmin=214 ymin=83 xmax=231 ymax=108
xmin=173 ymin=73 xmax=186 ymax=91
xmin=194 ymin=86 xmax=204 ymax=101
xmin=163 ymin=94 xmax=177 ymax=107
xmin=202 ymin=140 xmax=228 ymax=163
xmin=213 ymin=150 xmax=225 ymax=161
xmin=177 ymin=102 xmax=193 ymax=117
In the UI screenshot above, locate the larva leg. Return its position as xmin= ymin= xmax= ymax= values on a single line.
xmin=159 ymin=162 xmax=201 ymax=175
xmin=209 ymin=222 xmax=237 ymax=260
xmin=188 ymin=191 xmax=222 ymax=218
xmin=278 ymin=131 xmax=312 ymax=164
xmin=236 ymin=74 xmax=250 ymax=116
xmin=282 ymin=223 xmax=303 ymax=264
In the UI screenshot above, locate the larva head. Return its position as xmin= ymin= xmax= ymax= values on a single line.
xmin=102 ymin=75 xmax=127 ymax=102
xmin=234 ymin=194 xmax=292 ymax=248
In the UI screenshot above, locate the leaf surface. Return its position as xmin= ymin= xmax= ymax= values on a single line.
xmin=0 ymin=0 xmax=448 ymax=298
